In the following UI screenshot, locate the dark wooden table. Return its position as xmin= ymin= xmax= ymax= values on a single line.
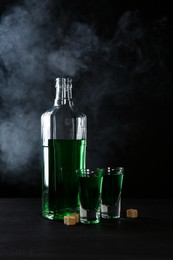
xmin=0 ymin=198 xmax=173 ymax=259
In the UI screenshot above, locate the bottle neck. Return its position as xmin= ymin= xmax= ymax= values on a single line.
xmin=54 ymin=78 xmax=73 ymax=106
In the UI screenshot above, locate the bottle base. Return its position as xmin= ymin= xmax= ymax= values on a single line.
xmin=42 ymin=209 xmax=79 ymax=220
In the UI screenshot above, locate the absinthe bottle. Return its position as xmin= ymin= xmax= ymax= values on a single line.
xmin=41 ymin=78 xmax=87 ymax=220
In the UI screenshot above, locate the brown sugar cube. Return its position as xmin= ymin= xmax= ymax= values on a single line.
xmin=64 ymin=215 xmax=76 ymax=226
xmin=70 ymin=213 xmax=80 ymax=223
xmin=126 ymin=208 xmax=138 ymax=218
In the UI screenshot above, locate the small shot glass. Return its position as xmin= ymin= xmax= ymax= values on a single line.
xmin=101 ymin=167 xmax=124 ymax=219
xmin=76 ymin=169 xmax=103 ymax=224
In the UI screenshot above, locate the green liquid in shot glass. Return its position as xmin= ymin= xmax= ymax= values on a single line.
xmin=79 ymin=176 xmax=103 ymax=210
xmin=102 ymin=174 xmax=123 ymax=206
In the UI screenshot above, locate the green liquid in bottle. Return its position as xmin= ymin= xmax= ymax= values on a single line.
xmin=42 ymin=139 xmax=86 ymax=220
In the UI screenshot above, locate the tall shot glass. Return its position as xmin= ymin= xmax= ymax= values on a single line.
xmin=77 ymin=169 xmax=103 ymax=224
xmin=101 ymin=167 xmax=124 ymax=219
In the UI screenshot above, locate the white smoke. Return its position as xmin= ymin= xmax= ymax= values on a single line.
xmin=0 ymin=0 xmax=171 ymax=193
xmin=0 ymin=0 xmax=99 ymax=177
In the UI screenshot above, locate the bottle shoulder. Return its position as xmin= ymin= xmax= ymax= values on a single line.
xmin=70 ymin=105 xmax=87 ymax=118
xmin=41 ymin=106 xmax=55 ymax=119
xmin=41 ymin=105 xmax=87 ymax=119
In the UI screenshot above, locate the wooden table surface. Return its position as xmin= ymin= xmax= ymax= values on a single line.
xmin=0 ymin=198 xmax=173 ymax=259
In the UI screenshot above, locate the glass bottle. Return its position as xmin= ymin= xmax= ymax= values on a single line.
xmin=41 ymin=77 xmax=87 ymax=220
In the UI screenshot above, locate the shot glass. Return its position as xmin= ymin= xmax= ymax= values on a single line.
xmin=101 ymin=167 xmax=124 ymax=219
xmin=77 ymin=169 xmax=103 ymax=224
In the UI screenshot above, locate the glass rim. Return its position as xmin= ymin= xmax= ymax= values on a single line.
xmin=98 ymin=167 xmax=124 ymax=175
xmin=76 ymin=168 xmax=103 ymax=177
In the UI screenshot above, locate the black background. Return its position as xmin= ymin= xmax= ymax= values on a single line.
xmin=0 ymin=0 xmax=173 ymax=198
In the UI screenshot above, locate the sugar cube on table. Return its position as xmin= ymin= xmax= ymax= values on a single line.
xmin=126 ymin=208 xmax=138 ymax=218
xmin=70 ymin=213 xmax=80 ymax=223
xmin=64 ymin=215 xmax=76 ymax=226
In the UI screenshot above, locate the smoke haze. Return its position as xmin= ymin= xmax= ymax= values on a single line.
xmin=0 ymin=0 xmax=172 ymax=197
xmin=0 ymin=0 xmax=98 ymax=178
